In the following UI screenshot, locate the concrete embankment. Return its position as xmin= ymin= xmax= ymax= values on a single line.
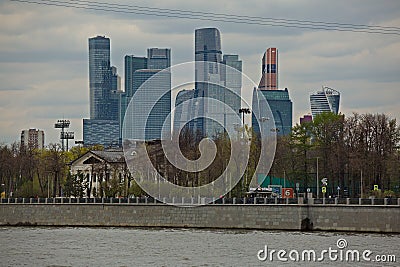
xmin=1 ymin=204 xmax=399 ymax=233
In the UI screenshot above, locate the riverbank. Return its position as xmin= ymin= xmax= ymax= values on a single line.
xmin=1 ymin=202 xmax=399 ymax=233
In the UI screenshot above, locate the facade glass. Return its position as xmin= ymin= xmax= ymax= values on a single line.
xmin=252 ymin=88 xmax=292 ymax=136
xmin=173 ymin=89 xmax=195 ymax=134
xmin=310 ymin=86 xmax=340 ymax=119
xmin=83 ymin=119 xmax=119 ymax=147
xmin=192 ymin=28 xmax=242 ymax=138
xmin=147 ymin=48 xmax=171 ymax=70
xmin=258 ymin=48 xmax=278 ymax=90
xmin=85 ymin=36 xmax=120 ymax=146
xmin=124 ymin=69 xmax=171 ymax=141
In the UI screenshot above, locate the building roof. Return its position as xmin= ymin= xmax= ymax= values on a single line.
xmin=69 ymin=150 xmax=125 ymax=166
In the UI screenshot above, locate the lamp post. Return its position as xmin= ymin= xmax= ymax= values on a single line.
xmin=239 ymin=108 xmax=251 ymax=139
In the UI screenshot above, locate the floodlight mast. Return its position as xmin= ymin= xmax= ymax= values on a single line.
xmin=54 ymin=119 xmax=73 ymax=151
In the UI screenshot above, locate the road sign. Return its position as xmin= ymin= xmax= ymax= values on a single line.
xmin=307 ymin=188 xmax=310 ymax=193
xmin=374 ymin=185 xmax=379 ymax=191
xmin=322 ymin=186 xmax=327 ymax=193
xmin=282 ymin=188 xmax=294 ymax=198
xmin=321 ymin=178 xmax=328 ymax=186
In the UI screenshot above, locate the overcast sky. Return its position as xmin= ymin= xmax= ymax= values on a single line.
xmin=0 ymin=0 xmax=399 ymax=145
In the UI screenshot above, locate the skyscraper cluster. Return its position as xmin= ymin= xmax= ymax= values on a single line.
xmin=83 ymin=29 xmax=340 ymax=147
xmin=84 ymin=35 xmax=171 ymax=146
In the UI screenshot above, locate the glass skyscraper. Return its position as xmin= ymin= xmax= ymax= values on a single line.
xmin=84 ymin=36 xmax=120 ymax=147
xmin=252 ymin=88 xmax=292 ymax=136
xmin=123 ymin=69 xmax=171 ymax=141
xmin=192 ymin=28 xmax=242 ymax=138
xmin=147 ymin=48 xmax=171 ymax=70
xmin=121 ymin=49 xmax=171 ymax=141
xmin=173 ymin=89 xmax=195 ymax=134
xmin=310 ymin=86 xmax=340 ymax=119
xmin=253 ymin=48 xmax=292 ymax=136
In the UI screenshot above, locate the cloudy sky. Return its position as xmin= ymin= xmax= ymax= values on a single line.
xmin=0 ymin=0 xmax=399 ymax=145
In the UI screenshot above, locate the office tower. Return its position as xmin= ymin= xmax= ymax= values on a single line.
xmin=83 ymin=119 xmax=119 ymax=146
xmin=252 ymin=88 xmax=292 ymax=136
xmin=310 ymin=86 xmax=340 ymax=119
xmin=123 ymin=69 xmax=171 ymax=141
xmin=222 ymin=54 xmax=242 ymax=123
xmin=124 ymin=56 xmax=148 ymax=97
xmin=173 ymin=89 xmax=195 ymax=134
xmin=253 ymin=49 xmax=292 ymax=136
xmin=192 ymin=28 xmax=242 ymax=137
xmin=258 ymin=48 xmax=278 ymax=90
xmin=147 ymin=48 xmax=171 ymax=70
xmin=84 ymin=35 xmax=120 ymax=146
xmin=88 ymin=36 xmax=112 ymax=120
xmin=21 ymin=129 xmax=45 ymax=149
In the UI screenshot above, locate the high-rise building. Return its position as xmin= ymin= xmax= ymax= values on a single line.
xmin=253 ymin=49 xmax=292 ymax=136
xmin=192 ymin=28 xmax=242 ymax=137
xmin=124 ymin=56 xmax=147 ymax=97
xmin=258 ymin=48 xmax=278 ymax=90
xmin=147 ymin=48 xmax=171 ymax=70
xmin=85 ymin=35 xmax=120 ymax=146
xmin=123 ymin=69 xmax=171 ymax=141
xmin=21 ymin=128 xmax=45 ymax=149
xmin=83 ymin=119 xmax=119 ymax=147
xmin=173 ymin=89 xmax=195 ymax=134
xmin=310 ymin=86 xmax=340 ymax=119
xmin=252 ymin=88 xmax=292 ymax=136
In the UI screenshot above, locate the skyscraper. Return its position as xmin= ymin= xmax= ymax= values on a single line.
xmin=173 ymin=89 xmax=195 ymax=133
xmin=147 ymin=48 xmax=171 ymax=70
xmin=310 ymin=86 xmax=340 ymax=119
xmin=192 ymin=28 xmax=242 ymax=137
xmin=252 ymin=88 xmax=292 ymax=136
xmin=21 ymin=128 xmax=45 ymax=149
xmin=84 ymin=36 xmax=120 ymax=146
xmin=253 ymin=48 xmax=292 ymax=136
xmin=123 ymin=69 xmax=171 ymax=141
xmin=258 ymin=48 xmax=278 ymax=90
xmin=124 ymin=56 xmax=148 ymax=97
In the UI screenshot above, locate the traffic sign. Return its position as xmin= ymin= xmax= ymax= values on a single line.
xmin=321 ymin=178 xmax=328 ymax=186
xmin=282 ymin=188 xmax=294 ymax=198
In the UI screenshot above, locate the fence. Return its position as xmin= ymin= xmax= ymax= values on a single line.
xmin=1 ymin=197 xmax=400 ymax=206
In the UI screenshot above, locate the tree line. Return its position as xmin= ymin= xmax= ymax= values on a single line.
xmin=0 ymin=112 xmax=399 ymax=198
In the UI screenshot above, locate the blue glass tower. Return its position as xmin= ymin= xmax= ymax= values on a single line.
xmin=252 ymin=88 xmax=292 ymax=136
xmin=84 ymin=36 xmax=120 ymax=147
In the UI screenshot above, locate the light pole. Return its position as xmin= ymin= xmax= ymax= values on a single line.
xmin=316 ymin=157 xmax=320 ymax=199
xmin=239 ymin=108 xmax=251 ymax=139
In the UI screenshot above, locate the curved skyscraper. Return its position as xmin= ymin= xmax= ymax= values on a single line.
xmin=310 ymin=86 xmax=340 ymax=119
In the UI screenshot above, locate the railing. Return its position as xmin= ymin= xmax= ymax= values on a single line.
xmin=1 ymin=197 xmax=400 ymax=206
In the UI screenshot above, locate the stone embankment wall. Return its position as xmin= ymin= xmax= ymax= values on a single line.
xmin=0 ymin=204 xmax=399 ymax=233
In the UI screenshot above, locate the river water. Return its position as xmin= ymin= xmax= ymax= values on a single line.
xmin=0 ymin=227 xmax=398 ymax=266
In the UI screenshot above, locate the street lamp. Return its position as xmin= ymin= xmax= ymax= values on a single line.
xmin=239 ymin=108 xmax=251 ymax=138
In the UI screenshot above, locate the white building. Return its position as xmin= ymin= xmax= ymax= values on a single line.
xmin=69 ymin=150 xmax=130 ymax=197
